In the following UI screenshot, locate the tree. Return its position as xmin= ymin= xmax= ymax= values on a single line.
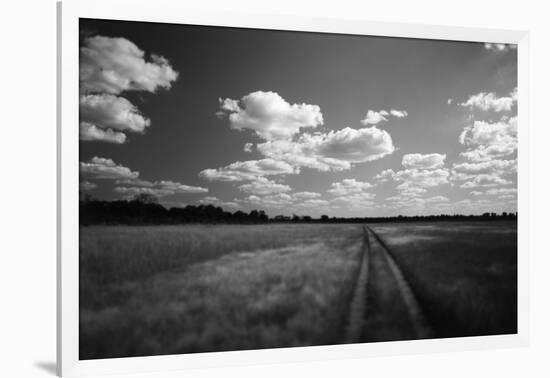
xmin=258 ymin=210 xmax=268 ymax=221
xmin=132 ymin=193 xmax=159 ymax=204
xmin=80 ymin=192 xmax=94 ymax=203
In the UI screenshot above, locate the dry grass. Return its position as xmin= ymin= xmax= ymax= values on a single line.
xmin=369 ymin=221 xmax=517 ymax=338
xmin=80 ymin=224 xmax=363 ymax=359
xmin=79 ymin=221 xmax=518 ymax=359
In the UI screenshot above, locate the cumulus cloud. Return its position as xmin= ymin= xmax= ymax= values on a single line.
xmin=198 ymin=196 xmax=220 ymax=203
xmin=292 ymin=192 xmax=322 ymax=200
xmin=377 ymin=167 xmax=449 ymax=205
xmin=374 ymin=152 xmax=451 ymax=208
xmin=459 ymin=116 xmax=517 ymax=162
xmin=497 ymin=194 xmax=516 ymax=200
xmin=402 ymin=153 xmax=446 ymax=169
xmin=114 ymin=178 xmax=156 ymax=187
xmin=257 ymin=126 xmax=395 ymax=172
xmin=79 ymin=122 xmax=127 ymax=144
xmin=80 ymin=35 xmax=178 ymax=95
xmin=218 ymin=98 xmax=240 ymax=113
xmin=237 ymin=187 xmax=374 ymax=214
xmin=79 ymin=181 xmax=97 ymax=191
xmin=199 ymin=158 xmax=297 ymax=182
xmin=397 ymin=186 xmax=427 ymax=198
xmin=155 ymin=180 xmax=208 ymax=193
xmin=257 ymin=139 xmax=349 ymax=172
xmin=322 ymin=178 xmax=375 ymax=210
xmin=459 ymin=89 xmax=517 ymax=112
xmin=114 ymin=179 xmax=208 ymax=198
xmin=81 ymin=157 xmax=207 ymax=199
xmin=385 ymin=196 xmax=420 ymax=206
xmin=197 ymin=196 xmax=240 ymax=209
xmin=237 ymin=191 xmax=329 ymax=213
xmin=293 ymin=199 xmax=331 ymax=209
xmin=330 ymin=192 xmax=376 ymax=209
xmin=390 ymin=109 xmax=408 ymax=118
xmin=360 ymin=110 xmax=388 ymax=125
xmin=484 ymin=43 xmax=517 ymax=52
xmin=327 ymin=179 xmax=372 ymax=196
xmin=80 ymin=94 xmax=151 ymax=133
xmin=217 ymin=91 xmax=323 ymax=140
xmin=485 ymin=188 xmax=517 ymax=196
xmin=424 ymin=195 xmax=449 ymax=203
xmin=454 ymin=115 xmax=517 ymax=194
xmin=373 ymin=169 xmax=395 ymax=183
xmin=117 ymin=178 xmax=207 ymax=194
xmin=238 ymin=177 xmax=292 ymax=196
xmin=459 ymin=174 xmax=511 ymax=188
xmin=80 ymin=157 xmax=139 ymax=180
xmin=392 ymin=168 xmax=450 ymax=188
xmin=451 ymin=159 xmax=516 ymax=180
xmin=79 ymin=35 xmax=178 ymax=143
xmin=213 ymin=94 xmax=395 ymax=183
xmin=114 ymin=186 xmax=175 ymax=198
xmin=389 ymin=196 xmax=513 ymax=216
xmin=311 ymin=127 xmax=395 ymax=162
xmin=360 ymin=109 xmax=407 ymax=125
xmin=459 ymin=144 xmax=517 ymax=162
xmin=239 ymin=193 xmax=295 ymax=209
xmin=460 ymin=117 xmax=517 ymax=146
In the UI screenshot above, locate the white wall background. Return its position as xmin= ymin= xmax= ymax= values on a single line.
xmin=0 ymin=0 xmax=548 ymax=377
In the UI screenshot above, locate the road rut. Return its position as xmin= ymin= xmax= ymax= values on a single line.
xmin=345 ymin=225 xmax=433 ymax=342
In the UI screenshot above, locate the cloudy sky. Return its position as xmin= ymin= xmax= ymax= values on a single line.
xmin=79 ymin=18 xmax=517 ymax=217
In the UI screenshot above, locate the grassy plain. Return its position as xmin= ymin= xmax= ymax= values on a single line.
xmin=369 ymin=221 xmax=517 ymax=338
xmin=80 ymin=220 xmax=517 ymax=359
xmin=80 ymin=224 xmax=363 ymax=359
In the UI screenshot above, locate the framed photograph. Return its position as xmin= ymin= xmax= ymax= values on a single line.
xmin=58 ymin=0 xmax=529 ymax=376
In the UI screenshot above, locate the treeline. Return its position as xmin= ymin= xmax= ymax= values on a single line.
xmin=80 ymin=197 xmax=268 ymax=225
xmin=309 ymin=212 xmax=518 ymax=224
xmin=80 ymin=195 xmax=518 ymax=225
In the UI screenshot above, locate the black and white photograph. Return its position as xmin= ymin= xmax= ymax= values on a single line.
xmin=78 ymin=18 xmax=518 ymax=360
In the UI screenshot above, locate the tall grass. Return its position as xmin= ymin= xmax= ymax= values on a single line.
xmin=80 ymin=224 xmax=363 ymax=359
xmin=370 ymin=221 xmax=517 ymax=337
xmin=80 ymin=221 xmax=517 ymax=359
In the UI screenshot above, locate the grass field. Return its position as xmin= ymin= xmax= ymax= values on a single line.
xmin=79 ymin=221 xmax=517 ymax=359
xmin=80 ymin=224 xmax=364 ymax=359
xmin=369 ymin=221 xmax=517 ymax=338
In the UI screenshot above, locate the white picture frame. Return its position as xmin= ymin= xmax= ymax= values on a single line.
xmin=57 ymin=1 xmax=530 ymax=376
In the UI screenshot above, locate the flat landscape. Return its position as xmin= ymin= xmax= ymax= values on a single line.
xmin=76 ymin=20 xmax=519 ymax=363
xmin=79 ymin=220 xmax=517 ymax=360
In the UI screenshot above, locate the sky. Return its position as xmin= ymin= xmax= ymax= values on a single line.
xmin=79 ymin=18 xmax=518 ymax=217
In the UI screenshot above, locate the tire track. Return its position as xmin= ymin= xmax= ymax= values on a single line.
xmin=364 ymin=225 xmax=434 ymax=339
xmin=344 ymin=227 xmax=371 ymax=343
